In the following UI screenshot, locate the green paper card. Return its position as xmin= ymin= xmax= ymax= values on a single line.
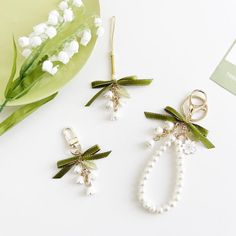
xmin=211 ymin=40 xmax=236 ymax=95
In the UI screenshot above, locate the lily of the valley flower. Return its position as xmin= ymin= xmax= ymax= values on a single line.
xmin=42 ymin=60 xmax=58 ymax=75
xmin=73 ymin=0 xmax=83 ymax=7
xmin=63 ymin=8 xmax=74 ymax=22
xmin=94 ymin=17 xmax=104 ymax=37
xmin=18 ymin=0 xmax=82 ymax=58
xmin=42 ymin=39 xmax=80 ymax=75
xmin=80 ymin=30 xmax=92 ymax=46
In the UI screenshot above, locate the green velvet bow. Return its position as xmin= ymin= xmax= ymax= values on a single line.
xmin=144 ymin=106 xmax=215 ymax=149
xmin=85 ymin=76 xmax=153 ymax=106
xmin=53 ymin=145 xmax=112 ymax=179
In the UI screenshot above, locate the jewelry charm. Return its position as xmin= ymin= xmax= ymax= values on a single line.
xmin=139 ymin=90 xmax=215 ymax=214
xmin=53 ymin=128 xmax=112 ymax=196
xmin=85 ymin=16 xmax=153 ymax=120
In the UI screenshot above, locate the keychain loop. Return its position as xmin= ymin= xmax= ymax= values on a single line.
xmin=181 ymin=90 xmax=208 ymax=122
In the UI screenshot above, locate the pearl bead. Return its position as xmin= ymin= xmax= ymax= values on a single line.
xmin=145 ymin=139 xmax=155 ymax=149
xmin=154 ymin=127 xmax=163 ymax=136
xmin=164 ymin=121 xmax=174 ymax=131
xmin=175 ymin=139 xmax=182 ymax=145
xmin=157 ymin=207 xmax=164 ymax=214
xmin=160 ymin=145 xmax=167 ymax=152
xmin=169 ymin=135 xmax=176 ymax=142
xmin=165 ymin=141 xmax=172 ymax=147
xmin=155 ymin=150 xmax=163 ymax=156
xmin=164 ymin=205 xmax=170 ymax=212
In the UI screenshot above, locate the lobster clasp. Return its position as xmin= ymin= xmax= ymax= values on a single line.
xmin=62 ymin=128 xmax=82 ymax=154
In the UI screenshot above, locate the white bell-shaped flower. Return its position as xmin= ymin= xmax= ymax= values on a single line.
xmin=59 ymin=1 xmax=68 ymax=10
xmin=68 ymin=40 xmax=79 ymax=53
xmin=58 ymin=51 xmax=70 ymax=64
xmin=103 ymin=91 xmax=113 ymax=98
xmin=80 ymin=30 xmax=92 ymax=46
xmin=73 ymin=0 xmax=83 ymax=7
xmin=50 ymin=66 xmax=59 ymax=75
xmin=76 ymin=176 xmax=84 ymax=185
xmin=96 ymin=26 xmax=104 ymax=37
xmin=48 ymin=10 xmax=60 ymax=25
xmin=22 ymin=48 xmax=32 ymax=58
xmin=63 ymin=8 xmax=74 ymax=22
xmin=42 ymin=60 xmax=53 ymax=72
xmin=45 ymin=26 xmax=57 ymax=38
xmin=18 ymin=37 xmax=30 ymax=48
xmin=30 ymin=36 xmax=42 ymax=48
xmin=86 ymin=185 xmax=96 ymax=196
xmin=94 ymin=17 xmax=102 ymax=27
xmin=33 ymin=23 xmax=47 ymax=35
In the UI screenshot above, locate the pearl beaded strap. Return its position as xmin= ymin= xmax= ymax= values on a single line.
xmin=138 ymin=135 xmax=185 ymax=214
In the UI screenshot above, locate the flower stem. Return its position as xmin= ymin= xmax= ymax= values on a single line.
xmin=0 ymin=100 xmax=8 ymax=113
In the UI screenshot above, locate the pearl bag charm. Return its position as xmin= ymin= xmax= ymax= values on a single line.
xmin=139 ymin=90 xmax=215 ymax=214
xmin=53 ymin=128 xmax=112 ymax=196
xmin=85 ymin=17 xmax=153 ymax=120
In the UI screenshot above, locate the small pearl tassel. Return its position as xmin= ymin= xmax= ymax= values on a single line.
xmin=138 ymin=134 xmax=185 ymax=214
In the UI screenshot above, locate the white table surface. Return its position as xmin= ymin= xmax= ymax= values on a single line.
xmin=0 ymin=0 xmax=235 ymax=235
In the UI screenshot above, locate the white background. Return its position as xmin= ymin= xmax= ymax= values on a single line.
xmin=0 ymin=0 xmax=235 ymax=235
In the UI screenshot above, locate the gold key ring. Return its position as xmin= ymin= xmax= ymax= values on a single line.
xmin=181 ymin=90 xmax=208 ymax=122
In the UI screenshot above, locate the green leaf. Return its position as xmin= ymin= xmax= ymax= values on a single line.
xmin=144 ymin=112 xmax=177 ymax=122
xmin=4 ymin=37 xmax=18 ymax=98
xmin=85 ymin=85 xmax=111 ymax=107
xmin=83 ymin=145 xmax=100 ymax=156
xmin=118 ymin=79 xmax=153 ymax=86
xmin=188 ymin=123 xmax=215 ymax=149
xmin=82 ymin=160 xmax=97 ymax=170
xmin=57 ymin=156 xmax=78 ymax=168
xmin=19 ymin=43 xmax=45 ymax=79
xmin=53 ymin=164 xmax=74 ymax=179
xmin=117 ymin=86 xmax=130 ymax=98
xmin=91 ymin=80 xmax=113 ymax=88
xmin=82 ymin=151 xmax=112 ymax=161
xmin=0 ymin=93 xmax=57 ymax=136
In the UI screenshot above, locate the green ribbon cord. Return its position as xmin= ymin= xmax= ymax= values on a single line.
xmin=85 ymin=76 xmax=153 ymax=106
xmin=53 ymin=145 xmax=112 ymax=179
xmin=144 ymin=106 xmax=215 ymax=149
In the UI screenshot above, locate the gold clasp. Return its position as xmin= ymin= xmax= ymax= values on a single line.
xmin=181 ymin=89 xmax=208 ymax=122
xmin=62 ymin=128 xmax=81 ymax=155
